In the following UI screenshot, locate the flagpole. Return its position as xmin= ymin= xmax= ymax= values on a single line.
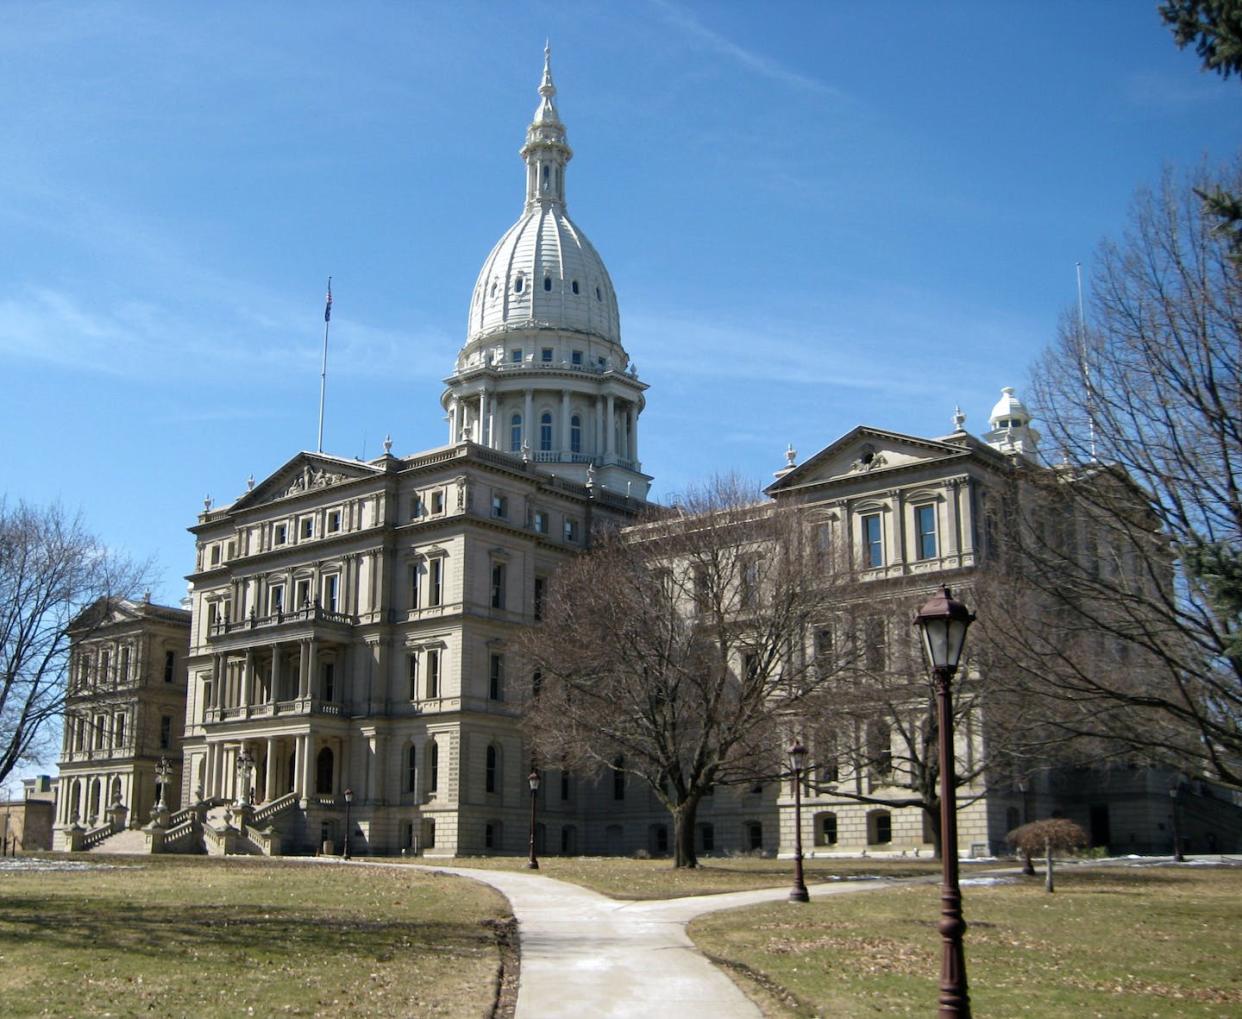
xmin=317 ymin=276 xmax=332 ymax=453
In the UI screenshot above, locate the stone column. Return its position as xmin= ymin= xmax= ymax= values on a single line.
xmin=561 ymin=390 xmax=571 ymax=454
xmin=478 ymin=390 xmax=489 ymax=447
xmin=605 ymin=394 xmax=615 ymax=460
xmin=630 ymin=404 xmax=639 ymax=463
xmin=524 ymin=388 xmax=534 ymax=450
xmin=307 ymin=640 xmax=319 ymax=701
xmin=594 ymin=396 xmax=604 ymax=461
xmin=270 ymin=646 xmax=282 ymax=703
xmin=447 ymin=398 xmax=457 ymax=444
xmin=300 ymin=735 xmax=315 ymax=800
xmin=241 ymin=650 xmax=254 ymax=710
xmin=265 ymin=737 xmax=277 ymax=801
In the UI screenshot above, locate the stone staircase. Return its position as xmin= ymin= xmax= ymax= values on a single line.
xmin=89 ymin=828 xmax=155 ymax=854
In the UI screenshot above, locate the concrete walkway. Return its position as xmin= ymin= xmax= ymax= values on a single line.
xmin=421 ymin=866 xmax=931 ymax=1019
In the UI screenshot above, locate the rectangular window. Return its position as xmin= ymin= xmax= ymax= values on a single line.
xmin=571 ymin=350 xmax=583 ymax=365
xmin=226 ymin=541 xmax=235 ymax=560
xmin=814 ymin=627 xmax=833 ymax=676
xmin=862 ymin=513 xmax=883 ymax=568
xmin=408 ymin=655 xmax=419 ymax=700
xmin=163 ymin=650 xmax=176 ymax=683
xmin=323 ymin=574 xmax=339 ymax=613
xmin=275 ymin=524 xmax=288 ymax=545
xmin=492 ymin=493 xmax=508 ymax=519
xmin=560 ymin=770 xmax=570 ymax=801
xmin=412 ymin=495 xmax=424 ymax=519
xmin=916 ymin=504 xmax=938 ymax=560
xmin=295 ymin=579 xmax=311 ymax=609
xmin=410 ymin=564 xmax=421 ymax=609
xmin=426 ymin=649 xmax=441 ymax=699
xmin=429 ymin=558 xmax=443 ymax=607
xmin=489 ymin=653 xmax=504 ymax=701
xmin=328 ymin=510 xmax=342 ymax=533
xmin=323 ymin=662 xmax=335 ymax=702
xmin=740 ymin=558 xmax=760 ymax=609
xmin=159 ymin=715 xmax=172 ymax=750
xmin=541 ymin=347 xmax=553 ymax=362
xmin=269 ymin=585 xmax=285 ymax=615
xmin=114 ymin=713 xmax=126 ymax=748
xmin=822 ymin=814 xmax=838 ymax=845
xmin=613 ymin=768 xmax=625 ymax=801
xmin=533 ymin=510 xmax=548 ymax=534
xmin=94 ymin=715 xmax=106 ymax=749
xmin=510 ymin=348 xmax=523 ymax=363
xmin=564 ymin=518 xmax=579 ymax=543
xmin=491 ymin=562 xmax=506 ymax=609
xmin=301 ymin=517 xmax=314 ymax=539
xmin=210 ymin=544 xmax=221 ymax=566
xmin=534 ymin=576 xmax=547 ymax=621
xmin=431 ymin=490 xmax=445 ymax=514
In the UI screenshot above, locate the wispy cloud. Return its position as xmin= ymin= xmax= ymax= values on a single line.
xmin=649 ymin=0 xmax=847 ymax=100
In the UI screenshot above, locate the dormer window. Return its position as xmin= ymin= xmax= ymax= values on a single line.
xmin=514 ymin=276 xmax=524 ymax=294
xmin=571 ymin=280 xmax=580 ymax=294
xmin=544 ymin=276 xmax=552 ymax=291
xmin=490 ymin=281 xmax=497 ymax=297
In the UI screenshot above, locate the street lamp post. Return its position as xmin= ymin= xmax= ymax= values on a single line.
xmin=343 ymin=787 xmax=354 ymax=860
xmin=788 ymin=741 xmax=810 ymax=903
xmin=914 ymin=585 xmax=976 ymax=1019
xmin=235 ymin=750 xmax=254 ymax=807
xmin=155 ymin=756 xmax=172 ymax=813
xmin=1169 ymin=779 xmax=1185 ymax=863
xmin=527 ymin=769 xmax=541 ymax=870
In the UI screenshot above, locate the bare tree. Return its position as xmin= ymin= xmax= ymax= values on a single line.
xmin=801 ymin=590 xmax=1024 ymax=860
xmin=1007 ymin=818 xmax=1088 ymax=893
xmin=518 ymin=475 xmax=855 ymax=868
xmin=0 ymin=500 xmax=150 ymax=785
xmin=995 ymin=162 xmax=1242 ymax=786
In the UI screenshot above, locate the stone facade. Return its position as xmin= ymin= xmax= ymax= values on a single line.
xmin=54 ymin=598 xmax=191 ymax=849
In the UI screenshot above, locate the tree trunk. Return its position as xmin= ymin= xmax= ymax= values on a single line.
xmin=671 ymin=797 xmax=700 ymax=869
xmin=1044 ymin=840 xmax=1055 ymax=893
xmin=923 ymin=803 xmax=943 ymax=860
xmin=1022 ymin=850 xmax=1036 ymax=876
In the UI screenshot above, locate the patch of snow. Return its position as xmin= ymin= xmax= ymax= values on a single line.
xmin=960 ymin=876 xmax=1017 ymax=887
xmin=0 ymin=858 xmax=132 ymax=872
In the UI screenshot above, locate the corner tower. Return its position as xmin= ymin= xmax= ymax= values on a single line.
xmin=442 ymin=47 xmax=651 ymax=499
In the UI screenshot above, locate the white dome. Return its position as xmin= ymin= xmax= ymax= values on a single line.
xmin=466 ymin=205 xmax=621 ymax=346
xmin=989 ymin=386 xmax=1031 ymax=428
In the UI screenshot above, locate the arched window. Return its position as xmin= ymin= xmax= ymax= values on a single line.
xmin=89 ymin=779 xmax=101 ymax=819
xmin=429 ymin=741 xmax=439 ymax=793
xmin=514 ymin=275 xmax=524 ymax=294
xmin=571 ymin=279 xmax=579 ymax=294
xmin=543 ymin=276 xmax=552 ymax=291
xmin=109 ymin=776 xmax=122 ymax=807
xmin=570 ymin=415 xmax=582 ymax=454
xmin=595 ymin=286 xmax=602 ymax=301
xmin=612 ymin=756 xmax=625 ymax=800
xmin=315 ymin=746 xmax=334 ymax=795
xmin=746 ymin=820 xmax=763 ymax=851
xmin=540 ymin=412 xmax=553 ymax=451
xmin=510 ymin=413 xmax=522 ymax=453
xmin=485 ymin=744 xmax=499 ymax=793
xmin=407 ymin=745 xmax=417 ymax=793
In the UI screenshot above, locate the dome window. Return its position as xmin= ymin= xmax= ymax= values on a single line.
xmin=544 ymin=276 xmax=552 ymax=291
xmin=540 ymin=412 xmax=553 ymax=452
xmin=514 ymin=276 xmax=524 ymax=294
xmin=571 ymin=280 xmax=580 ymax=295
xmin=595 ymin=286 xmax=602 ymax=301
xmin=490 ymin=282 xmax=497 ymax=298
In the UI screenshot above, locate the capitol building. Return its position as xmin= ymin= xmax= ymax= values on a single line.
xmin=54 ymin=50 xmax=1241 ymax=861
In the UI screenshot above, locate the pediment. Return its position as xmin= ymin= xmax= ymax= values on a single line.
xmin=767 ymin=427 xmax=969 ymax=494
xmin=230 ymin=452 xmax=382 ymax=512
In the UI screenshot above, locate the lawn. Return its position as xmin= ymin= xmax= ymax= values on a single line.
xmin=0 ymin=855 xmax=511 ymax=1018
xmin=415 ymin=854 xmax=941 ymax=899
xmin=688 ymin=863 xmax=1242 ymax=1018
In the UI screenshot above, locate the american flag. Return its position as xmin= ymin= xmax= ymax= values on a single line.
xmin=324 ymin=282 xmax=333 ymax=323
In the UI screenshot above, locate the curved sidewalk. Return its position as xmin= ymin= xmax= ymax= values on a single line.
xmin=422 ymin=866 xmax=926 ymax=1019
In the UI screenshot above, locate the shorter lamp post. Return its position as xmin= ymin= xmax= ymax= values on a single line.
xmin=1169 ymin=779 xmax=1185 ymax=863
xmin=788 ymin=741 xmax=810 ymax=903
xmin=155 ymin=756 xmax=172 ymax=814
xmin=914 ymin=585 xmax=976 ymax=1019
xmin=527 ymin=769 xmax=541 ymax=870
xmin=343 ymin=787 xmax=354 ymax=860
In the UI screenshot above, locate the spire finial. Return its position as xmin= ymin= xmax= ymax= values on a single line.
xmin=952 ymin=405 xmax=966 ymax=432
xmin=540 ymin=41 xmax=555 ymax=99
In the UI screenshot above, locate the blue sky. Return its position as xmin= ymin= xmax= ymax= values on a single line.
xmin=1 ymin=1 xmax=1238 ymax=610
